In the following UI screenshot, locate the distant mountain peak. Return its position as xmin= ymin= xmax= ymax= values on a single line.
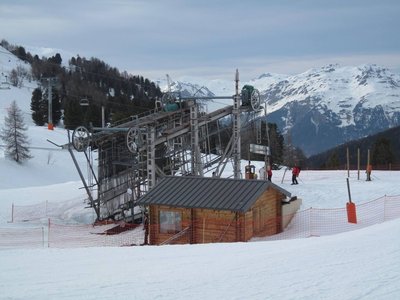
xmin=257 ymin=73 xmax=273 ymax=79
xmin=154 ymin=63 xmax=400 ymax=156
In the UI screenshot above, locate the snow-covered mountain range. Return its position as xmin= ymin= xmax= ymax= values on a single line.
xmin=260 ymin=64 xmax=400 ymax=155
xmin=164 ymin=64 xmax=400 ymax=155
xmin=2 ymin=42 xmax=400 ymax=156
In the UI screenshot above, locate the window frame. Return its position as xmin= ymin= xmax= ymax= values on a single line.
xmin=159 ymin=210 xmax=182 ymax=234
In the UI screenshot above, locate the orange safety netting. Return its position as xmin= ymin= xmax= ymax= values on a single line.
xmin=2 ymin=195 xmax=400 ymax=248
xmin=11 ymin=198 xmax=85 ymax=222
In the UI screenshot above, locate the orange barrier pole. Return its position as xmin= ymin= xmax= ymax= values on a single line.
xmin=346 ymin=178 xmax=357 ymax=224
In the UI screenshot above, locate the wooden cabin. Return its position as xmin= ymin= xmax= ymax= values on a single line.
xmin=137 ymin=176 xmax=291 ymax=245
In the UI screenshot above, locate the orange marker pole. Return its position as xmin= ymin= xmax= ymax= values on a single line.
xmin=346 ymin=178 xmax=357 ymax=224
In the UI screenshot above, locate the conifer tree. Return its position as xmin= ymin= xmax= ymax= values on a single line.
xmin=63 ymin=98 xmax=84 ymax=130
xmin=0 ymin=101 xmax=32 ymax=163
xmin=372 ymin=137 xmax=394 ymax=166
xmin=326 ymin=151 xmax=340 ymax=169
xmin=31 ymin=87 xmax=46 ymax=126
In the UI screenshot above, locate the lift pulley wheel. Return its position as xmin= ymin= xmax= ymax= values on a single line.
xmin=126 ymin=126 xmax=142 ymax=154
xmin=72 ymin=126 xmax=90 ymax=152
xmin=250 ymin=89 xmax=261 ymax=110
xmin=241 ymin=85 xmax=261 ymax=111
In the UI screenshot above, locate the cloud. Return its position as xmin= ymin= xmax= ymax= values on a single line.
xmin=1 ymin=0 xmax=400 ymax=81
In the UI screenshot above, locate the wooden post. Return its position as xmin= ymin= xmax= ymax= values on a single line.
xmin=42 ymin=227 xmax=45 ymax=248
xmin=366 ymin=149 xmax=371 ymax=181
xmin=347 ymin=147 xmax=350 ymax=177
xmin=48 ymin=218 xmax=51 ymax=248
xmin=357 ymin=148 xmax=360 ymax=180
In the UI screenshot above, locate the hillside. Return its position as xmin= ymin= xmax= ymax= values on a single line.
xmin=0 ymin=41 xmax=162 ymax=129
xmin=2 ymin=43 xmax=400 ymax=300
xmin=305 ymin=125 xmax=400 ymax=169
xmin=255 ymin=65 xmax=400 ymax=155
xmin=4 ymin=40 xmax=400 ymax=159
xmin=156 ymin=64 xmax=400 ymax=156
xmin=0 ymin=46 xmax=90 ymax=189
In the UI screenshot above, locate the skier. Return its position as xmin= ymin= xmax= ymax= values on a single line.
xmin=292 ymin=165 xmax=300 ymax=185
xmin=267 ymin=165 xmax=272 ymax=182
xmin=366 ymin=164 xmax=372 ymax=181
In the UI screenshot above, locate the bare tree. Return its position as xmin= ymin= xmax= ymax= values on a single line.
xmin=0 ymin=100 xmax=32 ymax=163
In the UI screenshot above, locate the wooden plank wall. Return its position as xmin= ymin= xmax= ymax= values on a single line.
xmin=148 ymin=188 xmax=285 ymax=245
xmin=193 ymin=209 xmax=239 ymax=244
xmin=244 ymin=187 xmax=283 ymax=239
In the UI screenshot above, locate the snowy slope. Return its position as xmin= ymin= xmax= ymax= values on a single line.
xmin=1 ymin=217 xmax=400 ymax=300
xmin=0 ymin=46 xmax=89 ymax=189
xmin=1 ymin=47 xmax=400 ymax=299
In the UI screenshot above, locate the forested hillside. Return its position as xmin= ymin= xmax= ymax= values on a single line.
xmin=1 ymin=39 xmax=162 ymax=129
xmin=0 ymin=39 xmax=313 ymax=166
xmin=305 ymin=125 xmax=400 ymax=169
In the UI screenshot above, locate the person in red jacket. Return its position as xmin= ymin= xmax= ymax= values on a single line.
xmin=292 ymin=165 xmax=300 ymax=185
xmin=267 ymin=166 xmax=272 ymax=181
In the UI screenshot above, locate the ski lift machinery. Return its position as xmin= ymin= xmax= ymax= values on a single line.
xmin=70 ymin=70 xmax=263 ymax=222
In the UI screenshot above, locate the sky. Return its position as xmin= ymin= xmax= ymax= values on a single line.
xmin=1 ymin=49 xmax=400 ymax=299
xmin=1 ymin=0 xmax=400 ymax=82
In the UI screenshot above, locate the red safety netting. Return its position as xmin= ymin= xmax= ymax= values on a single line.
xmin=0 ymin=227 xmax=45 ymax=249
xmin=48 ymin=221 xmax=145 ymax=248
xmin=11 ymin=198 xmax=85 ymax=223
xmin=261 ymin=195 xmax=400 ymax=241
xmin=2 ymin=195 xmax=400 ymax=248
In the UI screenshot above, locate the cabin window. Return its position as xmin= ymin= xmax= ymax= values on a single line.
xmin=159 ymin=210 xmax=182 ymax=233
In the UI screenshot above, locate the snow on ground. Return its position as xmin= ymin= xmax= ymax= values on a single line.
xmin=1 ymin=51 xmax=400 ymax=298
xmin=1 ymin=208 xmax=400 ymax=300
xmin=2 ymin=92 xmax=400 ymax=300
xmin=1 ymin=165 xmax=400 ymax=299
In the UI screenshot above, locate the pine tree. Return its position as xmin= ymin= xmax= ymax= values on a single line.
xmin=51 ymin=89 xmax=62 ymax=125
xmin=63 ymin=98 xmax=84 ymax=130
xmin=265 ymin=122 xmax=284 ymax=165
xmin=0 ymin=101 xmax=32 ymax=163
xmin=31 ymin=87 xmax=46 ymax=126
xmin=372 ymin=137 xmax=394 ymax=166
xmin=326 ymin=151 xmax=340 ymax=169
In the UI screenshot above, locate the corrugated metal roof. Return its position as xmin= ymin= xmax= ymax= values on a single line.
xmin=137 ymin=176 xmax=291 ymax=213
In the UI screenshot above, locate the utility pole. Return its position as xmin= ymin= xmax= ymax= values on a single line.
xmin=147 ymin=126 xmax=156 ymax=190
xmin=264 ymin=105 xmax=271 ymax=180
xmin=190 ymin=102 xmax=203 ymax=176
xmin=357 ymin=148 xmax=360 ymax=180
xmin=347 ymin=147 xmax=350 ymax=177
xmin=101 ymin=106 xmax=105 ymax=128
xmin=48 ymin=80 xmax=53 ymax=130
xmin=366 ymin=149 xmax=371 ymax=181
xmin=42 ymin=77 xmax=57 ymax=130
xmin=233 ymin=69 xmax=241 ymax=179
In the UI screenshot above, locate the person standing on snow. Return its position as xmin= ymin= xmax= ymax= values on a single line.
xmin=267 ymin=166 xmax=272 ymax=182
xmin=366 ymin=164 xmax=372 ymax=181
xmin=292 ymin=165 xmax=300 ymax=185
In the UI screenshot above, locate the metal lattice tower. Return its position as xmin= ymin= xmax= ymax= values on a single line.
xmin=233 ymin=69 xmax=241 ymax=179
xmin=69 ymin=70 xmax=263 ymax=222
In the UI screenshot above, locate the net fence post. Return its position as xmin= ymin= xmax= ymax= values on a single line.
xmin=48 ymin=218 xmax=51 ymax=248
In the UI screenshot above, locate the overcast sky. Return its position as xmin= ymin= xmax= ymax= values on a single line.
xmin=1 ymin=0 xmax=400 ymax=81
